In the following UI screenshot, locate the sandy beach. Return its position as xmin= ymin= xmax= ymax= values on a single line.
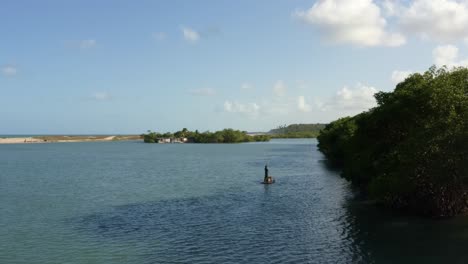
xmin=0 ymin=135 xmax=141 ymax=144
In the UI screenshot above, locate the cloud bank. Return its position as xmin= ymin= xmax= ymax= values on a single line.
xmin=294 ymin=0 xmax=405 ymax=47
xmin=295 ymin=0 xmax=468 ymax=46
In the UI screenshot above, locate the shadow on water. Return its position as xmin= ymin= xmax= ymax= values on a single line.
xmin=343 ymin=197 xmax=468 ymax=264
xmin=316 ymin=158 xmax=342 ymax=174
xmin=69 ymin=181 xmax=468 ymax=263
xmin=319 ymin=161 xmax=468 ymax=262
xmin=70 ymin=191 xmax=318 ymax=264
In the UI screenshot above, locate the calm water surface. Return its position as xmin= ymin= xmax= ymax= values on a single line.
xmin=1 ymin=139 xmax=468 ymax=263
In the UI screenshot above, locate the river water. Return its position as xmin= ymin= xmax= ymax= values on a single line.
xmin=1 ymin=139 xmax=468 ymax=263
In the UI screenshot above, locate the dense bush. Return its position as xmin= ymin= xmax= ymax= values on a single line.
xmin=317 ymin=67 xmax=468 ymax=217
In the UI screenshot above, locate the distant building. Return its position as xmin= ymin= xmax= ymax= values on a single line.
xmin=158 ymin=138 xmax=171 ymax=143
xmin=158 ymin=137 xmax=188 ymax=144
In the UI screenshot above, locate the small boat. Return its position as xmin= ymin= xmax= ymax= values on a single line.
xmin=261 ymin=176 xmax=275 ymax=184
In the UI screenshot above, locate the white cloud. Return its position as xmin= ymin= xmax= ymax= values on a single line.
xmin=152 ymin=32 xmax=167 ymax=41
xmin=381 ymin=0 xmax=404 ymax=17
xmin=181 ymin=26 xmax=200 ymax=42
xmin=297 ymin=96 xmax=311 ymax=112
xmin=392 ymin=43 xmax=468 ymax=82
xmin=433 ymin=45 xmax=458 ymax=66
xmin=221 ymin=81 xmax=379 ymax=124
xmin=223 ymin=95 xmax=293 ymax=119
xmin=224 ymin=101 xmax=260 ymax=117
xmin=189 ymin=88 xmax=216 ymax=96
xmin=240 ymin=82 xmax=254 ymax=90
xmin=391 ymin=70 xmax=413 ymax=84
xmin=80 ymin=39 xmax=96 ymax=49
xmin=294 ymin=0 xmax=468 ymax=46
xmin=1 ymin=65 xmax=17 ymax=76
xmin=433 ymin=44 xmax=468 ymax=67
xmin=90 ymin=92 xmax=112 ymax=101
xmin=318 ymin=83 xmax=378 ymax=113
xmin=335 ymin=84 xmax=378 ymax=110
xmin=400 ymin=0 xmax=468 ymax=42
xmin=273 ymin=80 xmax=287 ymax=97
xmin=294 ymin=0 xmax=405 ymax=47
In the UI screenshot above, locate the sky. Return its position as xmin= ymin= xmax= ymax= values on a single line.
xmin=1 ymin=0 xmax=468 ymax=134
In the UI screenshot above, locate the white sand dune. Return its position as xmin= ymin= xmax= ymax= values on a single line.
xmin=0 ymin=135 xmax=135 ymax=144
xmin=0 ymin=137 xmax=44 ymax=144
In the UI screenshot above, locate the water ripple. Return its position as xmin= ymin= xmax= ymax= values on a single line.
xmin=71 ymin=189 xmax=357 ymax=264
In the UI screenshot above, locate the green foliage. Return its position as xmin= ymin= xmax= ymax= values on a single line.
xmin=317 ymin=66 xmax=468 ymax=217
xmin=143 ymin=130 xmax=160 ymax=143
xmin=317 ymin=117 xmax=357 ymax=168
xmin=142 ymin=128 xmax=270 ymax=144
xmin=253 ymin=135 xmax=271 ymax=142
xmin=270 ymin=123 xmax=326 ymax=138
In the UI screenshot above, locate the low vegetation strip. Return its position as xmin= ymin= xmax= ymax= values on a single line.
xmin=143 ymin=128 xmax=271 ymax=143
xmin=317 ymin=66 xmax=468 ymax=217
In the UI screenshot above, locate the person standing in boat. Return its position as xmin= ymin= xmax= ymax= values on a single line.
xmin=264 ymin=165 xmax=269 ymax=183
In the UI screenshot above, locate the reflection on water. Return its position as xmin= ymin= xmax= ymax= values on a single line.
xmin=345 ymin=199 xmax=468 ymax=264
xmin=1 ymin=139 xmax=468 ymax=263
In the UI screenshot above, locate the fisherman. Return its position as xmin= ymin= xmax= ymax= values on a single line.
xmin=264 ymin=165 xmax=269 ymax=183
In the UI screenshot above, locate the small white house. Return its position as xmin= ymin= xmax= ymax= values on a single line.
xmin=158 ymin=137 xmax=188 ymax=143
xmin=158 ymin=138 xmax=171 ymax=143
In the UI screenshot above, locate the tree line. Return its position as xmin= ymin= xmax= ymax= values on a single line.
xmin=317 ymin=66 xmax=468 ymax=217
xmin=143 ymin=128 xmax=270 ymax=143
xmin=269 ymin=123 xmax=326 ymax=138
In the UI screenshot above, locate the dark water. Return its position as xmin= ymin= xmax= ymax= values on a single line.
xmin=1 ymin=139 xmax=468 ymax=263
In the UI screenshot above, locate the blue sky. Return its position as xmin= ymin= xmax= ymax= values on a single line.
xmin=1 ymin=0 xmax=468 ymax=134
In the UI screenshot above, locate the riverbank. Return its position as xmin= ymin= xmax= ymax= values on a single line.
xmin=0 ymin=135 xmax=141 ymax=144
xmin=317 ymin=67 xmax=468 ymax=217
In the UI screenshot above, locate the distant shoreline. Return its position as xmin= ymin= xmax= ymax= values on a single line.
xmin=0 ymin=135 xmax=141 ymax=144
